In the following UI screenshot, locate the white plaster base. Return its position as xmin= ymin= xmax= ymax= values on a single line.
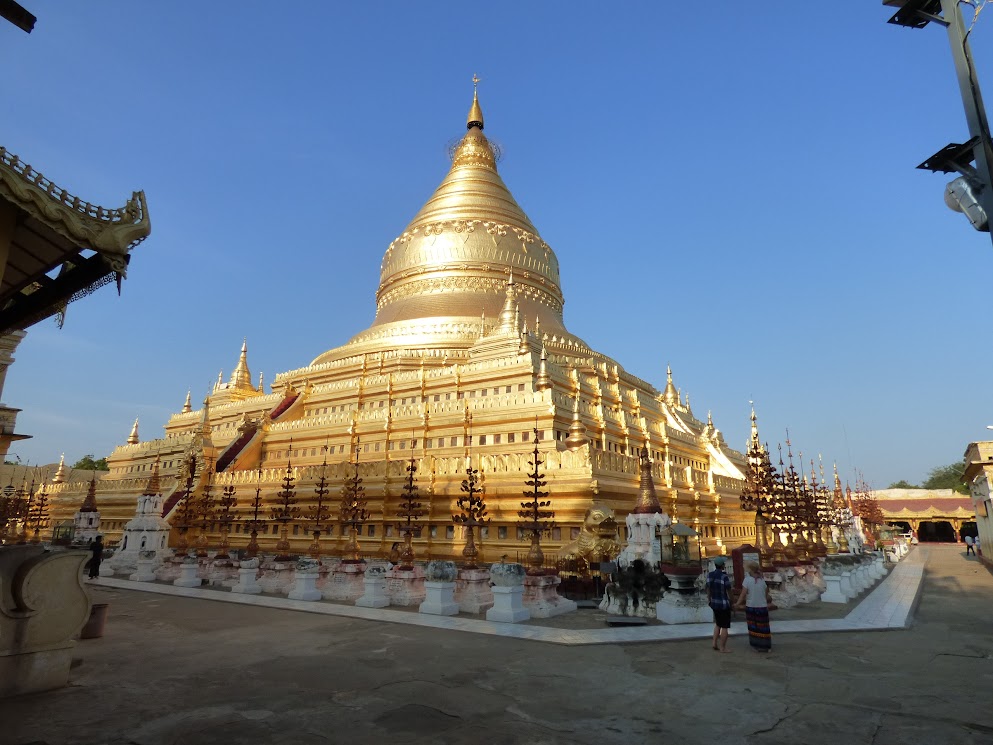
xmin=385 ymin=567 xmax=426 ymax=607
xmin=257 ymin=564 xmax=295 ymax=594
xmin=820 ymin=575 xmax=848 ymax=603
xmin=154 ymin=559 xmax=184 ymax=583
xmin=486 ymin=584 xmax=530 ymax=623
xmin=322 ymin=563 xmax=366 ymax=602
xmin=419 ymin=580 xmax=459 ymax=616
xmin=173 ymin=562 xmax=202 ymax=588
xmin=98 ymin=562 xmax=116 ymax=578
xmin=840 ymin=571 xmax=856 ymax=599
xmin=455 ymin=569 xmax=493 ymax=614
xmin=288 ymin=570 xmax=322 ymax=601
xmin=355 ymin=574 xmax=390 ymax=608
xmin=656 ymin=592 xmax=711 ymax=624
xmin=522 ymin=574 xmax=577 ymax=619
xmin=231 ymin=566 xmax=262 ymax=595
xmin=129 ymin=558 xmax=159 ymax=582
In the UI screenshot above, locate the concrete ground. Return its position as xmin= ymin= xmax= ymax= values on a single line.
xmin=3 ymin=545 xmax=992 ymax=745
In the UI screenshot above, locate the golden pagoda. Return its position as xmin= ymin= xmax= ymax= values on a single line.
xmin=49 ymin=86 xmax=754 ymax=561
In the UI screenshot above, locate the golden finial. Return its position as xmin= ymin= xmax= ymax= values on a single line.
xmin=535 ymin=343 xmax=552 ymax=391
xmin=663 ymin=365 xmax=678 ymax=406
xmin=182 ymin=390 xmax=192 ymax=414
xmin=80 ymin=475 xmax=98 ymax=512
xmin=52 ymin=454 xmax=66 ymax=484
xmin=127 ymin=417 xmax=139 ymax=445
xmin=467 ymin=74 xmax=484 ymax=130
xmin=633 ymin=448 xmax=663 ymax=514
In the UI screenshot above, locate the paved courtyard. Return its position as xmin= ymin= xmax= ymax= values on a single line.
xmin=4 ymin=545 xmax=992 ymax=745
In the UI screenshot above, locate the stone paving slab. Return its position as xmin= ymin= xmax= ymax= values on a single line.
xmin=95 ymin=549 xmax=926 ymax=645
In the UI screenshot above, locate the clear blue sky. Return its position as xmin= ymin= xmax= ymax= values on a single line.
xmin=1 ymin=3 xmax=990 ymax=487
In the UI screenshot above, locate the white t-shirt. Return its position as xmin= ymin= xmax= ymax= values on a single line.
xmin=741 ymin=575 xmax=768 ymax=608
xmin=965 ymin=536 xmax=974 ymax=546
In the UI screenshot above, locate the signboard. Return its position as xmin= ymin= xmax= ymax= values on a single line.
xmin=730 ymin=544 xmax=761 ymax=590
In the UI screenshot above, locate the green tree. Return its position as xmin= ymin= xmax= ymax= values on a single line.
xmin=921 ymin=462 xmax=968 ymax=494
xmin=72 ymin=454 xmax=109 ymax=471
xmin=887 ymin=479 xmax=917 ymax=489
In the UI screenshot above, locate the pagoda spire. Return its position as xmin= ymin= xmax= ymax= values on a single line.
xmin=127 ymin=417 xmax=139 ymax=445
xmin=52 ymin=454 xmax=66 ymax=484
xmin=633 ymin=448 xmax=663 ymax=514
xmin=663 ymin=365 xmax=678 ymax=406
xmin=182 ymin=390 xmax=192 ymax=414
xmin=535 ymin=344 xmax=552 ymax=391
xmin=498 ymin=271 xmax=517 ymax=333
xmin=143 ymin=455 xmax=161 ymax=496
xmin=258 ymin=371 xmax=264 ymax=393
xmin=467 ymin=74 xmax=484 ymax=130
xmin=200 ymin=395 xmax=212 ymax=437
xmin=229 ymin=338 xmax=253 ymax=389
xmin=79 ymin=475 xmax=98 ymax=513
xmin=565 ymin=390 xmax=587 ymax=450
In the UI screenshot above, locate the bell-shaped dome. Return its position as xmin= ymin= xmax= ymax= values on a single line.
xmin=315 ymin=90 xmax=585 ymax=364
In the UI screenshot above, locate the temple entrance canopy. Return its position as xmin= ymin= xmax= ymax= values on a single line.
xmin=875 ymin=488 xmax=974 ymax=543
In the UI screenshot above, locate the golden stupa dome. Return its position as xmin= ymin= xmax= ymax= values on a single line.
xmin=315 ymin=87 xmax=587 ymax=363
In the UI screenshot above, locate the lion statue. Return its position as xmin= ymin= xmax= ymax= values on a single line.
xmin=558 ymin=504 xmax=621 ymax=570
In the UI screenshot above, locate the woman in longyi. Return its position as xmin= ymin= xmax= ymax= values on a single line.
xmin=735 ymin=561 xmax=773 ymax=652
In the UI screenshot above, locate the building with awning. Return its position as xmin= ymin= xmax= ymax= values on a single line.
xmin=874 ymin=488 xmax=975 ymax=542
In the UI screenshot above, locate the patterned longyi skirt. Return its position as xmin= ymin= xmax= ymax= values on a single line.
xmin=745 ymin=606 xmax=772 ymax=651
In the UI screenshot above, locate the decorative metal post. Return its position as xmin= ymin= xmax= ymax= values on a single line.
xmin=396 ymin=454 xmax=425 ymax=570
xmin=173 ymin=454 xmax=198 ymax=553
xmin=270 ymin=458 xmax=301 ymax=561
xmin=453 ymin=438 xmax=489 ymax=567
xmin=194 ymin=461 xmax=217 ymax=558
xmin=338 ymin=449 xmax=368 ymax=562
xmin=518 ymin=426 xmax=554 ymax=575
xmin=243 ymin=467 xmax=266 ymax=558
xmin=305 ymin=456 xmax=333 ymax=558
xmin=28 ymin=481 xmax=49 ymax=544
xmin=215 ymin=482 xmax=238 ymax=559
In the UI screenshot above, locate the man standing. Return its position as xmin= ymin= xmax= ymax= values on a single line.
xmin=707 ymin=556 xmax=732 ymax=653
xmin=965 ymin=534 xmax=976 ymax=557
xmin=88 ymin=535 xmax=104 ymax=579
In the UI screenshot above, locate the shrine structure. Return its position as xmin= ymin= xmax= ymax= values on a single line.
xmin=48 ymin=86 xmax=755 ymax=562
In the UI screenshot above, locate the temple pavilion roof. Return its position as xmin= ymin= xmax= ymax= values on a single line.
xmin=0 ymin=146 xmax=150 ymax=334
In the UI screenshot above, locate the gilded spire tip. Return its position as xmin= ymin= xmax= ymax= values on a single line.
xmin=467 ymin=74 xmax=484 ymax=130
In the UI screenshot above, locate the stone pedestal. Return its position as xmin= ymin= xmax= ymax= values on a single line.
xmin=206 ymin=560 xmax=238 ymax=588
xmin=98 ymin=560 xmax=116 ymax=578
xmin=486 ymin=585 xmax=530 ymax=623
xmin=839 ymin=571 xmax=856 ymax=599
xmin=385 ymin=566 xmax=426 ymax=607
xmin=852 ymin=566 xmax=869 ymax=592
xmin=419 ymin=581 xmax=459 ymax=616
xmin=870 ymin=557 xmax=886 ymax=580
xmin=656 ymin=590 xmax=711 ymax=623
xmin=0 ymin=546 xmax=91 ymax=697
xmin=322 ymin=562 xmax=366 ymax=602
xmin=257 ymin=563 xmax=295 ymax=594
xmin=455 ymin=568 xmax=493 ymax=614
xmin=231 ymin=561 xmax=262 ymax=595
xmin=522 ymin=574 xmax=577 ymax=619
xmin=154 ymin=556 xmax=184 ymax=583
xmin=129 ymin=550 xmax=159 ymax=582
xmin=848 ymin=566 xmax=863 ymax=592
xmin=288 ymin=569 xmax=322 ymax=601
xmin=820 ymin=574 xmax=848 ymax=603
xmin=355 ymin=571 xmax=390 ymax=608
xmin=173 ymin=559 xmax=202 ymax=588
